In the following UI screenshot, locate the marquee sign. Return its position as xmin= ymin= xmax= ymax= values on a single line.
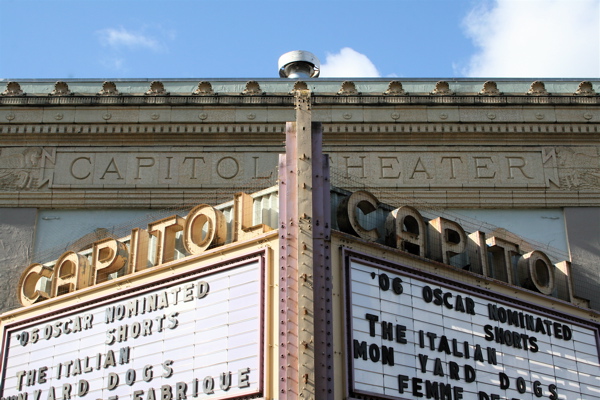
xmin=0 ymin=253 xmax=265 ymax=400
xmin=344 ymin=252 xmax=600 ymax=400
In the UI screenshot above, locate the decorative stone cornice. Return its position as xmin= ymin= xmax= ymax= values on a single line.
xmin=2 ymin=82 xmax=24 ymax=96
xmin=310 ymin=95 xmax=600 ymax=106
xmin=479 ymin=81 xmax=501 ymax=96
xmin=50 ymin=81 xmax=71 ymax=96
xmin=193 ymin=81 xmax=215 ymax=96
xmin=0 ymin=187 xmax=596 ymax=209
xmin=98 ymin=81 xmax=119 ymax=96
xmin=528 ymin=81 xmax=549 ymax=96
xmin=1 ymin=122 xmax=598 ymax=148
xmin=0 ymin=95 xmax=297 ymax=106
xmin=0 ymin=91 xmax=597 ymax=112
xmin=431 ymin=81 xmax=453 ymax=95
xmin=2 ymin=79 xmax=600 ymax=104
xmin=145 ymin=81 xmax=168 ymax=96
xmin=575 ymin=81 xmax=596 ymax=96
xmin=243 ymin=81 xmax=263 ymax=95
xmin=338 ymin=81 xmax=359 ymax=95
xmin=291 ymin=81 xmax=309 ymax=93
xmin=384 ymin=81 xmax=406 ymax=96
xmin=3 ymin=79 xmax=600 ymax=95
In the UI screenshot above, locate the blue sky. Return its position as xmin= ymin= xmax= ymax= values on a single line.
xmin=0 ymin=0 xmax=598 ymax=80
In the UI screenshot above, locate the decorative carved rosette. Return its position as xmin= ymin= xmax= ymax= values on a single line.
xmin=98 ymin=81 xmax=119 ymax=96
xmin=50 ymin=81 xmax=71 ymax=96
xmin=291 ymin=81 xmax=309 ymax=93
xmin=2 ymin=82 xmax=24 ymax=96
xmin=193 ymin=81 xmax=215 ymax=96
xmin=527 ymin=81 xmax=549 ymax=96
xmin=575 ymin=81 xmax=596 ymax=96
xmin=145 ymin=81 xmax=168 ymax=96
xmin=431 ymin=81 xmax=453 ymax=95
xmin=242 ymin=81 xmax=263 ymax=96
xmin=338 ymin=81 xmax=359 ymax=95
xmin=384 ymin=81 xmax=406 ymax=96
xmin=479 ymin=81 xmax=501 ymax=96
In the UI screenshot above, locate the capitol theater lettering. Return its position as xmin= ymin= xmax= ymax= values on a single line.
xmin=16 ymin=192 xmax=270 ymax=306
xmin=337 ymin=190 xmax=571 ymax=300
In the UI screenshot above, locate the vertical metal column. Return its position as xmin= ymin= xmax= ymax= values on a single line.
xmin=311 ymin=118 xmax=334 ymax=400
xmin=278 ymin=119 xmax=300 ymax=399
xmin=278 ymin=89 xmax=333 ymax=399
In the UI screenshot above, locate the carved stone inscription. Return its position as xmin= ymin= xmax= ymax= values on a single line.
xmin=2 ymin=147 xmax=598 ymax=191
xmin=52 ymin=148 xmax=277 ymax=187
xmin=330 ymin=150 xmax=556 ymax=188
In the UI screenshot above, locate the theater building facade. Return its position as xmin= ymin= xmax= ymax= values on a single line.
xmin=1 ymin=77 xmax=600 ymax=400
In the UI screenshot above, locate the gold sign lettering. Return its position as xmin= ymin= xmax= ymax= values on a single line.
xmin=17 ymin=193 xmax=272 ymax=306
xmin=338 ymin=190 xmax=573 ymax=300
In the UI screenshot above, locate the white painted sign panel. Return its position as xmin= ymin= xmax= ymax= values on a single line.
xmin=346 ymin=256 xmax=600 ymax=400
xmin=1 ymin=255 xmax=264 ymax=400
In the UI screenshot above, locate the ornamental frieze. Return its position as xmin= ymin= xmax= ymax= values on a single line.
xmin=0 ymin=147 xmax=48 ymax=191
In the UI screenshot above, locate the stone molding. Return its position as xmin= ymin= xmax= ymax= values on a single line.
xmin=193 ymin=81 xmax=215 ymax=96
xmin=291 ymin=81 xmax=309 ymax=93
xmin=49 ymin=81 xmax=71 ymax=97
xmin=145 ymin=81 xmax=168 ymax=96
xmin=98 ymin=81 xmax=119 ymax=96
xmin=479 ymin=81 xmax=501 ymax=96
xmin=528 ymin=80 xmax=549 ymax=96
xmin=2 ymin=82 xmax=24 ymax=96
xmin=575 ymin=81 xmax=596 ymax=96
xmin=6 ymin=80 xmax=595 ymax=98
xmin=1 ymin=188 xmax=598 ymax=209
xmin=431 ymin=81 xmax=454 ymax=95
xmin=242 ymin=81 xmax=263 ymax=96
xmin=1 ymin=122 xmax=598 ymax=146
xmin=337 ymin=81 xmax=359 ymax=95
xmin=0 ymin=103 xmax=598 ymax=129
xmin=383 ymin=81 xmax=407 ymax=96
xmin=2 ymin=94 xmax=599 ymax=107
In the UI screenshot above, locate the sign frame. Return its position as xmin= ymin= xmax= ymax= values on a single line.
xmin=0 ymin=249 xmax=268 ymax=400
xmin=342 ymin=248 xmax=600 ymax=400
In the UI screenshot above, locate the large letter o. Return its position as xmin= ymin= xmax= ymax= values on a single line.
xmin=517 ymin=250 xmax=556 ymax=295
xmin=183 ymin=204 xmax=227 ymax=254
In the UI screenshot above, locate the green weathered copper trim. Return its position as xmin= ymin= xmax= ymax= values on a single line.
xmin=1 ymin=78 xmax=599 ymax=98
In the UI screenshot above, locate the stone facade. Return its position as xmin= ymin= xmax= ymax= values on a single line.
xmin=0 ymin=208 xmax=36 ymax=311
xmin=1 ymin=78 xmax=599 ymax=313
xmin=1 ymin=80 xmax=600 ymax=400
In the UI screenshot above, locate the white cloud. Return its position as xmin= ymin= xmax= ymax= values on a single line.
xmin=97 ymin=27 xmax=162 ymax=52
xmin=462 ymin=0 xmax=599 ymax=77
xmin=320 ymin=48 xmax=381 ymax=77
